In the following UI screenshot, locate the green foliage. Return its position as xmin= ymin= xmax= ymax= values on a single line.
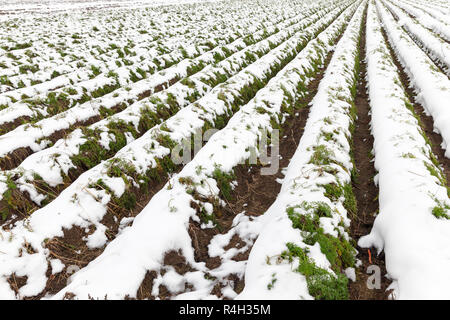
xmin=287 ymin=202 xmax=332 ymax=233
xmin=11 ymin=42 xmax=32 ymax=50
xmin=285 ymin=199 xmax=355 ymax=297
xmin=281 ymin=243 xmax=349 ymax=300
xmin=304 ymin=232 xmax=355 ymax=273
xmin=342 ymin=183 xmax=357 ymax=216
xmin=212 ymin=168 xmax=235 ymax=201
xmin=309 ymin=145 xmax=334 ymax=166
xmin=424 ymin=161 xmax=447 ymax=187
xmin=431 ymin=198 xmax=450 ymax=219
xmin=116 ymin=192 xmax=136 ymax=210
xmin=90 ymin=65 xmax=101 ymax=77
xmin=1 ymin=175 xmax=17 ymax=220
xmin=19 ymin=64 xmax=39 ymax=74
xmin=432 ymin=206 xmax=450 ymax=219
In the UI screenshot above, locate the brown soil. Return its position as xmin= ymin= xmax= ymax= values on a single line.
xmin=0 ymin=116 xmax=32 ymax=136
xmin=7 ymin=274 xmax=28 ymax=297
xmin=0 ymin=175 xmax=66 ymax=229
xmin=133 ymin=250 xmax=194 ymax=300
xmin=0 ymin=146 xmax=34 ymax=171
xmin=413 ymin=110 xmax=450 ymax=184
xmin=349 ymin=7 xmax=391 ymax=300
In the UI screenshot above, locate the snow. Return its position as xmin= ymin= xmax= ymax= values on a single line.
xmin=344 ymin=267 xmax=356 ymax=282
xmin=50 ymin=259 xmax=65 ymax=275
xmin=1 ymin=0 xmax=449 ymax=301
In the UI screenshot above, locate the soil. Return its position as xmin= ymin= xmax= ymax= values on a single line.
xmin=348 ymin=7 xmax=391 ymax=300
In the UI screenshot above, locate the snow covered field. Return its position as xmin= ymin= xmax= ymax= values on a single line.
xmin=0 ymin=0 xmax=449 ymax=300
xmin=0 ymin=0 xmax=216 ymax=14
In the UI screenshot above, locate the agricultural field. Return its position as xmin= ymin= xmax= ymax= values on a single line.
xmin=0 ymin=0 xmax=449 ymax=300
